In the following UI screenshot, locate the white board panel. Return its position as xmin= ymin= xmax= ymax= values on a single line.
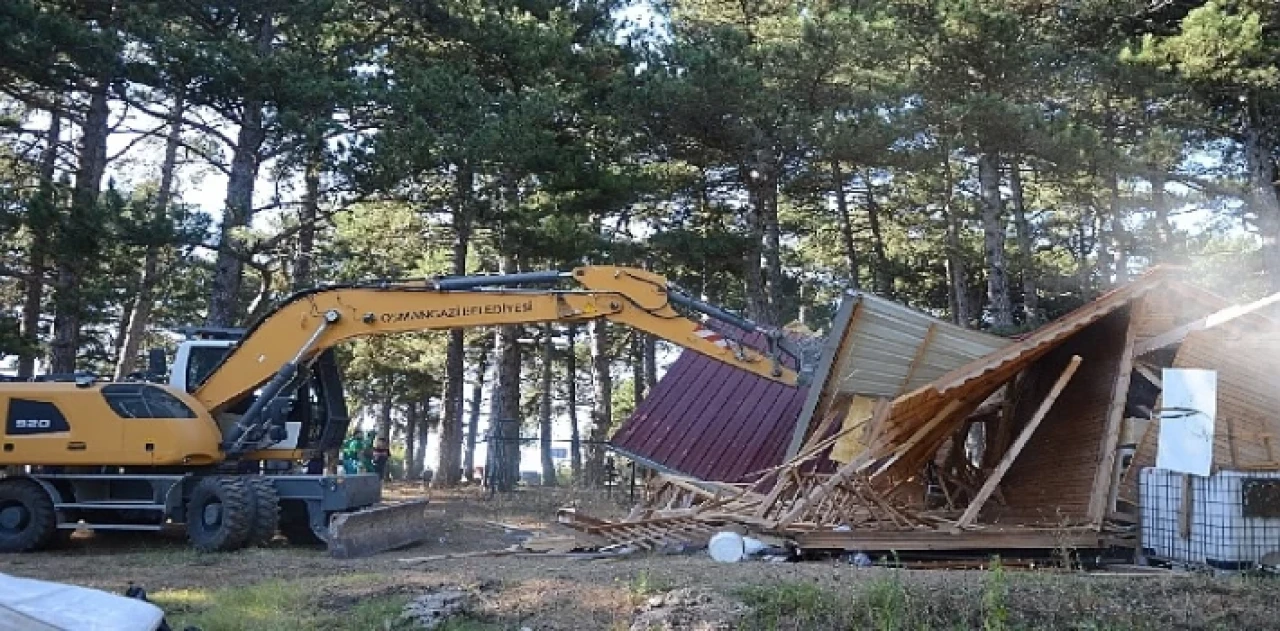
xmin=1156 ymin=368 xmax=1217 ymax=477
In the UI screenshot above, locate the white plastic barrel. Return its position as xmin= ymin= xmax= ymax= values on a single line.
xmin=708 ymin=531 xmax=745 ymax=563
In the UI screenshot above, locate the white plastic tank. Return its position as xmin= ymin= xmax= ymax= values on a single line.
xmin=1140 ymin=468 xmax=1280 ymax=569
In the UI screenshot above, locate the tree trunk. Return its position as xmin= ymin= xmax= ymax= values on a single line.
xmin=112 ymin=290 xmax=138 ymax=371
xmin=566 ymin=324 xmax=582 ymax=483
xmin=492 ymin=254 xmax=523 ymax=492
xmin=50 ymin=68 xmax=112 ymax=373
xmin=942 ymin=153 xmax=973 ymax=327
xmin=539 ymin=324 xmax=557 ymax=486
xmin=586 ymin=318 xmax=611 ymax=487
xmin=1008 ymin=163 xmax=1039 ymax=327
xmin=405 ymin=400 xmax=419 ymax=479
xmin=207 ymin=13 xmax=273 ymax=327
xmin=643 ymin=334 xmax=657 ymax=397
xmin=742 ymin=160 xmax=772 ymax=325
xmin=377 ymin=385 xmax=394 ymax=444
xmin=435 ymin=166 xmax=473 ymax=487
xmin=1078 ymin=216 xmax=1094 ymax=295
xmin=294 ymin=139 xmax=322 ymax=290
xmin=758 ymin=154 xmax=783 ymax=322
xmin=1150 ymin=170 xmax=1173 ymax=260
xmin=863 ymin=176 xmax=892 ymax=296
xmin=115 ymin=93 xmax=184 ymax=380
xmin=831 ymin=160 xmax=860 ymax=288
xmin=1244 ymin=123 xmax=1280 ymax=291
xmin=631 ymin=332 xmax=645 ymax=404
xmin=463 ymin=346 xmax=489 ymax=482
xmin=20 ymin=108 xmax=61 ymax=378
xmin=422 ymin=396 xmax=437 ymax=473
xmin=1110 ymin=173 xmax=1129 ymax=284
xmin=978 ymin=152 xmax=1013 ymax=329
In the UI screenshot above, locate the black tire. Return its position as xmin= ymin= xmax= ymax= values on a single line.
xmin=0 ymin=478 xmax=58 ymax=552
xmin=185 ymin=477 xmax=252 ymax=552
xmin=278 ymin=500 xmax=324 ymax=546
xmin=244 ymin=477 xmax=280 ymax=547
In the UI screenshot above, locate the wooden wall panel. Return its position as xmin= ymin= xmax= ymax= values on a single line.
xmin=1125 ymin=328 xmax=1280 ymax=492
xmin=981 ymin=308 xmax=1132 ymax=526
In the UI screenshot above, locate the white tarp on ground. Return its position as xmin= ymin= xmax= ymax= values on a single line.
xmin=0 ymin=573 xmax=164 ymax=631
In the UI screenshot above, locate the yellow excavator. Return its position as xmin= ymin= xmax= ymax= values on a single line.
xmin=0 ymin=266 xmax=801 ymax=556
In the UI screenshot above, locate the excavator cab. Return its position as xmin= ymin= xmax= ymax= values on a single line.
xmin=154 ymin=328 xmax=353 ymax=461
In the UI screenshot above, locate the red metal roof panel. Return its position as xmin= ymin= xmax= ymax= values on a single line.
xmin=610 ymin=335 xmax=810 ymax=482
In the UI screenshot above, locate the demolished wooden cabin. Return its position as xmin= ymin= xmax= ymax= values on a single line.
xmin=581 ymin=268 xmax=1280 ymax=557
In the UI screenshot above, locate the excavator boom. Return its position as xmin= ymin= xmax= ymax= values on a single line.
xmin=195 ymin=266 xmax=801 ymax=456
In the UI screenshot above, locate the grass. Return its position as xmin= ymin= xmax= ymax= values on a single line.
xmin=736 ymin=581 xmax=846 ymax=630
xmin=733 ymin=560 xmax=1097 ymax=631
xmin=437 ymin=620 xmax=506 ymax=631
xmin=151 ymin=574 xmax=416 ymax=631
xmin=983 ymin=556 xmax=1008 ymax=631
xmin=628 ymin=570 xmax=672 ymax=598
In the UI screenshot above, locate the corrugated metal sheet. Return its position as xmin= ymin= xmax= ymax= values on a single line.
xmin=786 ymin=292 xmax=1009 ymax=457
xmin=829 ymin=294 xmax=1009 ymax=397
xmin=610 ymin=330 xmax=810 ymax=482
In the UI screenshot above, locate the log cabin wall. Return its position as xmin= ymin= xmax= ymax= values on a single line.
xmin=981 ymin=307 xmax=1133 ymax=527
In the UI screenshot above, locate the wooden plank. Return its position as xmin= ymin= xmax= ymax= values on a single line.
xmin=953 ymin=356 xmax=1083 ymax=531
xmin=871 ymin=398 xmax=968 ymax=477
xmin=1088 ymin=306 xmax=1141 ymax=524
xmin=774 ymin=399 xmax=896 ymax=528
xmin=1134 ymin=362 xmax=1162 ymax=389
xmin=1178 ymin=475 xmax=1193 ymax=540
xmin=1133 ymin=291 xmax=1280 ymax=356
xmin=400 ymin=549 xmax=517 ymax=564
xmin=896 ymin=323 xmax=939 ymax=396
xmin=754 ymin=468 xmax=800 ymax=518
xmin=749 ymin=399 xmax=881 ymax=487
xmin=988 ymin=380 xmax=1020 ymax=469
xmin=785 ymin=296 xmax=862 ymax=458
xmin=793 ymin=528 xmax=1112 ymax=552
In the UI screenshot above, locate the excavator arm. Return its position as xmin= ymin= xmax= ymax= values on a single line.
xmin=193 ymin=266 xmax=803 ymax=456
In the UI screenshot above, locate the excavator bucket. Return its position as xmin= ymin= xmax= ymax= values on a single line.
xmin=326 ymin=499 xmax=435 ymax=559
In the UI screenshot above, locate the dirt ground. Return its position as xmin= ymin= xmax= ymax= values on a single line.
xmin=2 ymin=484 xmax=1276 ymax=630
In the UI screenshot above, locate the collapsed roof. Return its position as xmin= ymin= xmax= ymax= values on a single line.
xmin=602 ymin=268 xmax=1280 ymax=553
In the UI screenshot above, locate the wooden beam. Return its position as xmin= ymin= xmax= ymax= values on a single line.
xmin=1088 ymin=306 xmax=1142 ymax=524
xmin=987 ymin=379 xmax=1021 ymax=469
xmin=785 ymin=297 xmax=862 ymax=458
xmin=793 ymin=528 xmax=1113 ymax=552
xmin=747 ymin=399 xmax=881 ymax=490
xmin=774 ymin=399 xmax=896 ymax=528
xmin=1134 ymin=362 xmax=1162 ymax=388
xmin=896 ymin=323 xmax=938 ymax=396
xmin=1133 ymin=291 xmax=1280 ymax=356
xmin=952 ymin=355 xmax=1083 ymax=531
xmin=870 ymin=399 xmax=966 ymax=478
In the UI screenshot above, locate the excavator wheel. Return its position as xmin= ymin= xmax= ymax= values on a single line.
xmin=185 ymin=477 xmax=253 ymax=552
xmin=0 ymin=478 xmax=57 ymax=553
xmin=243 ymin=477 xmax=280 ymax=547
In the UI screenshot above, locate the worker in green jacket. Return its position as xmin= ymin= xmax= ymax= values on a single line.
xmin=341 ymin=430 xmax=365 ymax=475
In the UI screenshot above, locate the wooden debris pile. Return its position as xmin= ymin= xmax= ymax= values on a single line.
xmin=565 ymin=270 xmax=1280 ymax=557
